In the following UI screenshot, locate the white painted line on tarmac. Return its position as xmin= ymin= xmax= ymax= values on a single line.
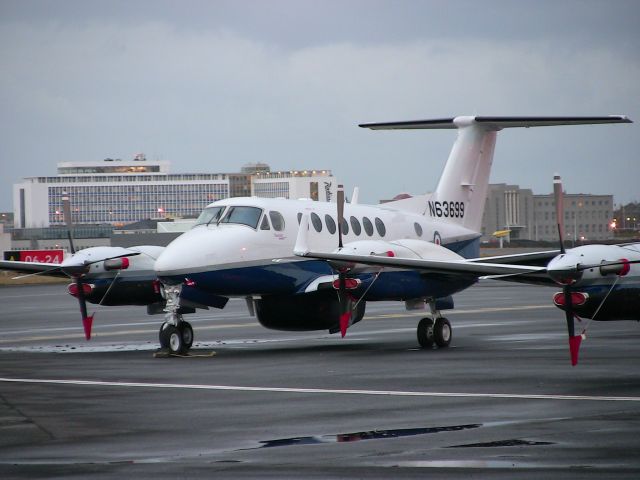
xmin=1 ymin=377 xmax=639 ymax=403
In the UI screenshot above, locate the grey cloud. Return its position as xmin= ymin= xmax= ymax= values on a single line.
xmin=0 ymin=2 xmax=639 ymax=211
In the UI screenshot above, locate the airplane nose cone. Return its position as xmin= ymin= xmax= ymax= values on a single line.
xmin=547 ymin=254 xmax=583 ymax=285
xmin=154 ymin=227 xmax=216 ymax=278
xmin=155 ymin=225 xmax=257 ymax=284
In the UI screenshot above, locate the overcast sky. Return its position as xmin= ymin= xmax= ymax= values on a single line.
xmin=1 ymin=0 xmax=638 ymax=213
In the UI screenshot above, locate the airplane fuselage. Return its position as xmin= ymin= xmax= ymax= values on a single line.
xmin=155 ymin=196 xmax=481 ymax=302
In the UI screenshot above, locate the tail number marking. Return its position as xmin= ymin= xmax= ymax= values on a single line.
xmin=428 ymin=201 xmax=465 ymax=218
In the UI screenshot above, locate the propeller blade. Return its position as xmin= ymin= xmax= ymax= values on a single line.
xmin=334 ymin=183 xmax=352 ymax=336
xmin=74 ymin=277 xmax=94 ymax=340
xmin=338 ymin=271 xmax=351 ymax=337
xmin=554 ymin=174 xmax=582 ymax=364
xmin=61 ymin=191 xmax=76 ymax=255
xmin=84 ymin=251 xmax=141 ymax=267
xmin=553 ymin=174 xmax=566 ymax=254
xmin=563 ymin=285 xmax=582 ymax=366
xmin=337 ymin=184 xmax=345 ymax=249
xmin=556 ymin=224 xmax=565 ymax=255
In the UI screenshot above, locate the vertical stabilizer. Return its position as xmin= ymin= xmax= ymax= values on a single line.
xmin=360 ymin=115 xmax=631 ymax=234
xmin=429 ymin=117 xmax=496 ymax=232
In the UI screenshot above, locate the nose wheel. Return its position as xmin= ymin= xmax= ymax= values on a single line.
xmin=159 ymin=283 xmax=195 ymax=355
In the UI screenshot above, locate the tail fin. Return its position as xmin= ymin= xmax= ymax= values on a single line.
xmin=360 ymin=115 xmax=631 ymax=233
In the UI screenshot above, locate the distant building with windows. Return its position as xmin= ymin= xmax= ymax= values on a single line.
xmin=481 ymin=182 xmax=614 ymax=242
xmin=481 ymin=184 xmax=534 ymax=241
xmin=12 ymin=157 xmax=335 ymax=228
xmin=532 ymin=193 xmax=614 ymax=242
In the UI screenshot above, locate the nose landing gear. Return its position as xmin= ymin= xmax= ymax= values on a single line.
xmin=159 ymin=283 xmax=194 ymax=355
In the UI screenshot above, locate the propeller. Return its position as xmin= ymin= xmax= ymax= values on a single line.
xmin=61 ymin=192 xmax=93 ymax=339
xmin=335 ymin=184 xmax=352 ymax=337
xmin=552 ymin=175 xmax=585 ymax=365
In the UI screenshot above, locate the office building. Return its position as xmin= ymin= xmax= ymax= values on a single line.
xmin=481 ymin=182 xmax=614 ymax=242
xmin=13 ymin=158 xmax=335 ymax=228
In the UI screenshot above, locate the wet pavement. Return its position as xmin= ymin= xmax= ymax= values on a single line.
xmin=0 ymin=281 xmax=639 ymax=478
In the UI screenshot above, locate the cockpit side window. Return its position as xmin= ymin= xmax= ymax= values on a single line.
xmin=269 ymin=211 xmax=285 ymax=231
xmin=194 ymin=206 xmax=226 ymax=227
xmin=260 ymin=215 xmax=271 ymax=230
xmin=220 ymin=206 xmax=263 ymax=229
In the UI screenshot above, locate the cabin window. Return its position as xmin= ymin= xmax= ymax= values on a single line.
xmin=325 ymin=214 xmax=337 ymax=234
xmin=269 ymin=211 xmax=285 ymax=231
xmin=220 ymin=206 xmax=262 ymax=229
xmin=350 ymin=216 xmax=362 ymax=236
xmin=194 ymin=206 xmax=225 ymax=227
xmin=375 ymin=217 xmax=386 ymax=237
xmin=297 ymin=212 xmax=302 ymax=224
xmin=414 ymin=222 xmax=423 ymax=237
xmin=260 ymin=215 xmax=271 ymax=230
xmin=340 ymin=217 xmax=349 ymax=235
xmin=311 ymin=212 xmax=323 ymax=232
xmin=362 ymin=217 xmax=374 ymax=236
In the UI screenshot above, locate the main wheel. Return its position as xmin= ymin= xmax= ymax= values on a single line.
xmin=159 ymin=323 xmax=185 ymax=354
xmin=417 ymin=317 xmax=435 ymax=348
xmin=159 ymin=321 xmax=169 ymax=348
xmin=434 ymin=317 xmax=452 ymax=348
xmin=179 ymin=321 xmax=194 ymax=349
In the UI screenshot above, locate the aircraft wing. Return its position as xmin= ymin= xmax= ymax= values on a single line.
xmin=0 ymin=260 xmax=67 ymax=278
xmin=470 ymin=250 xmax=560 ymax=285
xmin=470 ymin=250 xmax=560 ymax=267
xmin=298 ymin=250 xmax=547 ymax=278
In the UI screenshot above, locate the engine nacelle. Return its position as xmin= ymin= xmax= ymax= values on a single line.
xmin=256 ymin=290 xmax=366 ymax=332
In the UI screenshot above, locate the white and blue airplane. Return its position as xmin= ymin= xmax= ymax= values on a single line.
xmin=153 ymin=115 xmax=631 ymax=355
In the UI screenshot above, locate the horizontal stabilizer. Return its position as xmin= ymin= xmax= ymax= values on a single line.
xmin=359 ymin=115 xmax=632 ymax=131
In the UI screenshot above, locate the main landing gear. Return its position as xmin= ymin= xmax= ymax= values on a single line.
xmin=159 ymin=284 xmax=194 ymax=355
xmin=417 ymin=317 xmax=452 ymax=348
xmin=159 ymin=320 xmax=194 ymax=354
xmin=417 ymin=301 xmax=452 ymax=349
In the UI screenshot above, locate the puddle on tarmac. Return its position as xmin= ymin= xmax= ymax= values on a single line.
xmin=243 ymin=424 xmax=482 ymax=450
xmin=447 ymin=439 xmax=554 ymax=448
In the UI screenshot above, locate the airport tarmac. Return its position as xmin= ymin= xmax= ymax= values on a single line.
xmin=0 ymin=281 xmax=639 ymax=479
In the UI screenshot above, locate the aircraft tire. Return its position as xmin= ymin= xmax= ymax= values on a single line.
xmin=159 ymin=322 xmax=170 ymax=348
xmin=179 ymin=321 xmax=194 ymax=350
xmin=417 ymin=317 xmax=435 ymax=348
xmin=159 ymin=323 xmax=185 ymax=354
xmin=434 ymin=317 xmax=452 ymax=348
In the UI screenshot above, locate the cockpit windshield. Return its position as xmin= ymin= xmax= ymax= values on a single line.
xmin=219 ymin=206 xmax=263 ymax=229
xmin=193 ymin=206 xmax=226 ymax=227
